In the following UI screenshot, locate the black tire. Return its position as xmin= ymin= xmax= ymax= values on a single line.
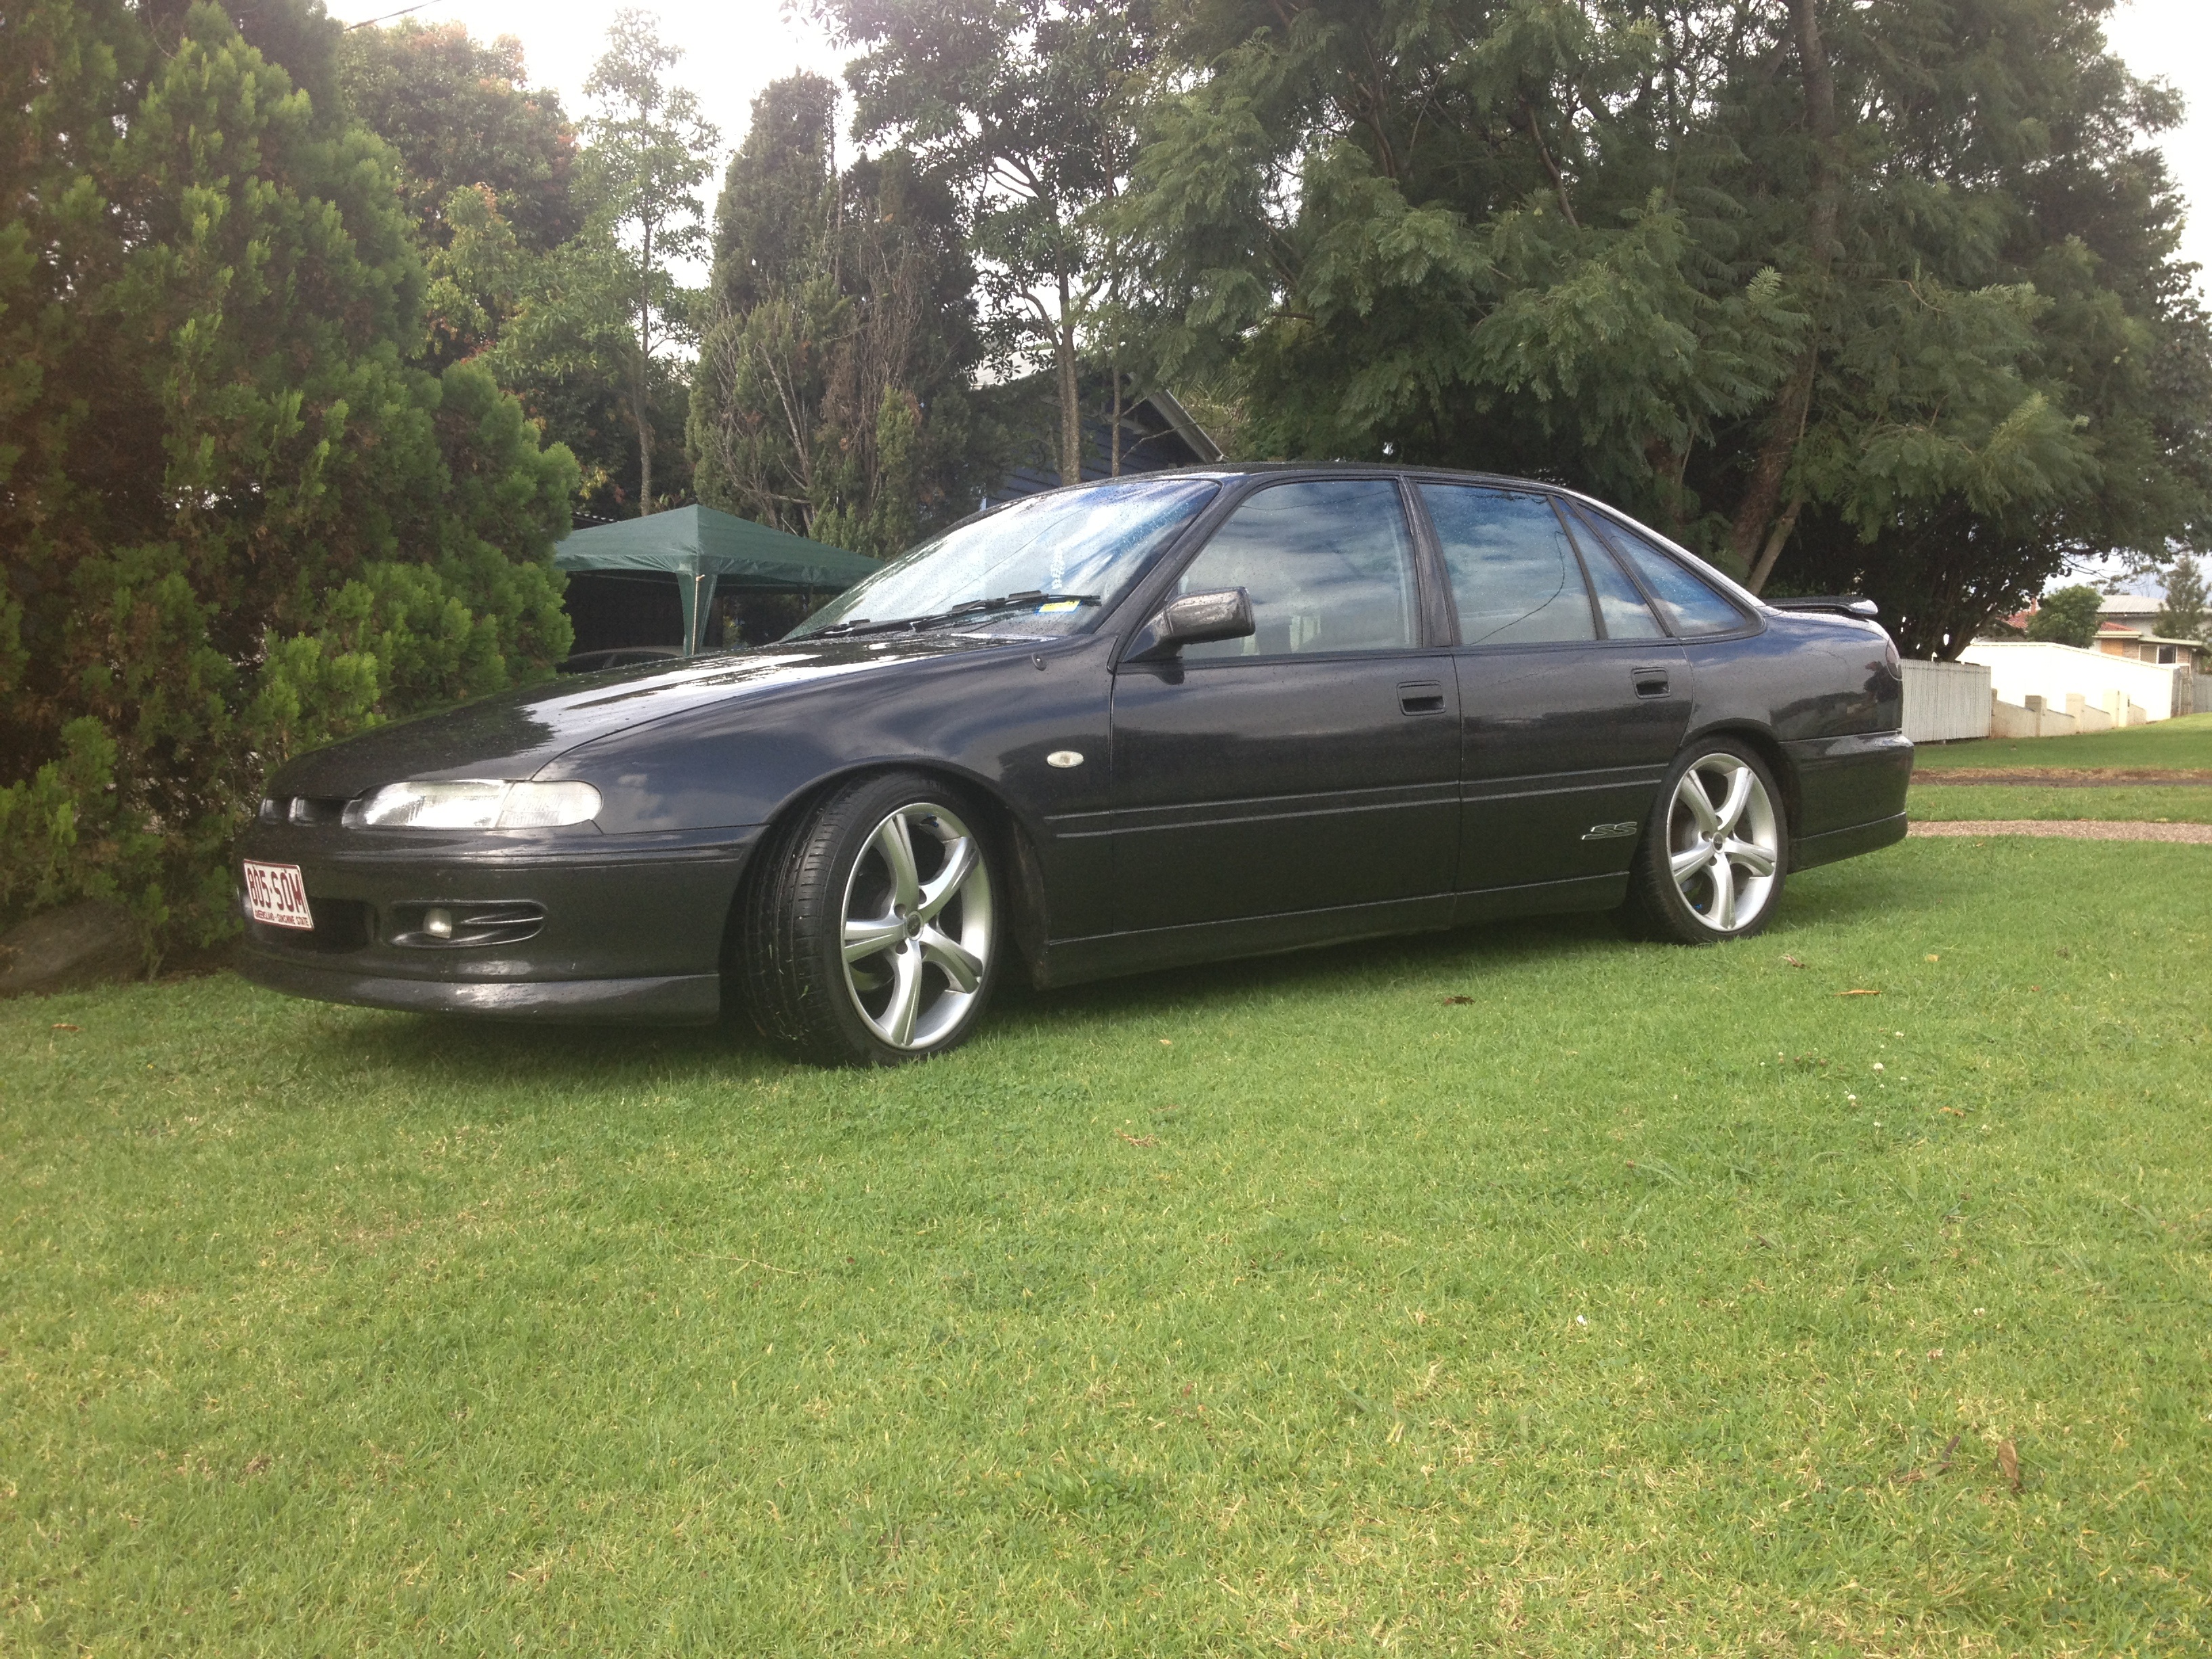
xmin=741 ymin=771 xmax=1004 ymax=1065
xmin=1624 ymin=737 xmax=1789 ymax=944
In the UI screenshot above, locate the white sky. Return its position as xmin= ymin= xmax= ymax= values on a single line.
xmin=324 ymin=0 xmax=854 ymax=270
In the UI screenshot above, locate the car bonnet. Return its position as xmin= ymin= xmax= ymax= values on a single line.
xmin=268 ymin=636 xmax=991 ymax=798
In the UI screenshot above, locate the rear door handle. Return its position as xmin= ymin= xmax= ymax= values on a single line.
xmin=1631 ymin=667 xmax=1671 ymax=699
xmin=1398 ymin=679 xmax=1446 ymax=715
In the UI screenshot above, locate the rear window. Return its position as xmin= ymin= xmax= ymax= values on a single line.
xmin=1586 ymin=513 xmax=1749 ymax=636
xmin=1420 ymin=485 xmax=1595 ymax=647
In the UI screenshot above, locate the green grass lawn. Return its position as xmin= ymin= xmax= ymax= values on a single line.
xmin=1908 ymin=783 xmax=2212 ymax=823
xmin=1913 ymin=711 xmax=2212 ymax=771
xmin=5 ymin=841 xmax=2209 ymax=1654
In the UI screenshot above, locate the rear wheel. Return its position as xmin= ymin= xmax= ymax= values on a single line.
xmin=742 ymin=772 xmax=1001 ymax=1065
xmin=1625 ymin=739 xmax=1787 ymax=943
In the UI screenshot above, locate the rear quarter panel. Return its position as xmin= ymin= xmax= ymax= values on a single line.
xmin=1685 ymin=613 xmax=1911 ymax=848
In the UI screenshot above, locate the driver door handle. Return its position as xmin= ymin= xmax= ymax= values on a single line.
xmin=1398 ymin=680 xmax=1446 ymax=715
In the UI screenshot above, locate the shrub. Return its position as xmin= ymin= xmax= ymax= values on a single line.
xmin=0 ymin=0 xmax=577 ymax=960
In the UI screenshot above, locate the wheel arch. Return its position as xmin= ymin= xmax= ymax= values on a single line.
xmin=1681 ymin=720 xmax=1801 ymax=842
xmin=716 ymin=759 xmax=1052 ymax=997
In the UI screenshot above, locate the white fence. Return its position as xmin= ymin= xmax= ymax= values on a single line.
xmin=1900 ymin=659 xmax=1993 ymax=743
xmin=1959 ymin=640 xmax=2180 ymax=723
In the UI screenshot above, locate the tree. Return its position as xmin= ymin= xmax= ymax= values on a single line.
xmin=2026 ymin=585 xmax=2105 ymax=648
xmin=687 ymin=74 xmax=990 ymax=556
xmin=1119 ymin=0 xmax=2212 ymax=656
xmin=0 ymin=0 xmax=577 ymax=953
xmin=2155 ymin=554 xmax=2207 ymax=643
xmin=581 ymin=9 xmax=719 ymax=515
xmin=337 ymin=20 xmax=581 ymax=253
xmin=823 ymin=0 xmax=1160 ymax=486
xmin=338 ymin=19 xmax=581 ymax=368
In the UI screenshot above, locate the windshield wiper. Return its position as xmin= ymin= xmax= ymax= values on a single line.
xmin=811 ymin=592 xmax=1101 ymax=638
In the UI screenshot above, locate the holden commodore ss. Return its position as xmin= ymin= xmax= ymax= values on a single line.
xmin=237 ymin=466 xmax=1912 ymax=1065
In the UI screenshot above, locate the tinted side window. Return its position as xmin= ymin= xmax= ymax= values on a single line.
xmin=1420 ymin=485 xmax=1594 ymax=647
xmin=1176 ymin=479 xmax=1418 ymax=658
xmin=1564 ymin=509 xmax=1666 ymax=640
xmin=1595 ymin=516 xmax=1749 ymax=636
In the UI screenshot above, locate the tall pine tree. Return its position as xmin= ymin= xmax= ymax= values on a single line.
xmin=688 ymin=73 xmax=991 ymax=558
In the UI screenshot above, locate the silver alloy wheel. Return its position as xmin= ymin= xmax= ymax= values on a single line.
xmin=838 ymin=802 xmax=994 ymax=1051
xmin=1664 ymin=754 xmax=1780 ymax=934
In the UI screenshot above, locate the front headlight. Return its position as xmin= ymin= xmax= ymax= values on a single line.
xmin=343 ymin=779 xmax=601 ymax=830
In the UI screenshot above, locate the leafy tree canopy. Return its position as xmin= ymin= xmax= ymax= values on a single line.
xmin=337 ymin=19 xmax=581 ymax=255
xmin=1118 ymin=0 xmax=2212 ymax=656
xmin=2026 ymin=583 xmax=2106 ymax=647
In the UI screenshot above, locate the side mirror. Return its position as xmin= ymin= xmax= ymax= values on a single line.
xmin=1126 ymin=587 xmax=1255 ymax=662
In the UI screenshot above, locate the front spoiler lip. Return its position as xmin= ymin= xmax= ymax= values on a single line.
xmin=237 ymin=950 xmax=722 ymax=1025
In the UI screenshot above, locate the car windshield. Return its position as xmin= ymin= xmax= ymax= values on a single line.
xmin=787 ymin=477 xmax=1221 ymax=641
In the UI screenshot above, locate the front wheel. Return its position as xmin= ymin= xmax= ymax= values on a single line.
xmin=1624 ymin=739 xmax=1788 ymax=943
xmin=741 ymin=772 xmax=1002 ymax=1065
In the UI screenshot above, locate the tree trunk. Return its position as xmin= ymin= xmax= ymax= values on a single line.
xmin=1110 ymin=348 xmax=1122 ymax=477
xmin=636 ymin=219 xmax=656 ymax=515
xmin=1731 ymin=0 xmax=1841 ymax=589
xmin=1056 ymin=270 xmax=1082 ymax=486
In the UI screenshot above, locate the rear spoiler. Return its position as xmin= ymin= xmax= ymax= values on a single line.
xmin=1766 ymin=595 xmax=1879 ymax=620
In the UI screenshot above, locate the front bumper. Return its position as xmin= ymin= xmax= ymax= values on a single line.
xmin=233 ymin=820 xmax=762 ymax=1025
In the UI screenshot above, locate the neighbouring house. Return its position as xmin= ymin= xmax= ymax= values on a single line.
xmin=2091 ymin=594 xmax=2208 ymax=670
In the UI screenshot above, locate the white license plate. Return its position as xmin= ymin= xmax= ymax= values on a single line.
xmin=242 ymin=861 xmax=314 ymax=930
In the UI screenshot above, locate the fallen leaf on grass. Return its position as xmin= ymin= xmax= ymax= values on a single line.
xmin=1940 ymin=1106 xmax=1969 ymax=1117
xmin=1836 ymin=989 xmax=1881 ymax=997
xmin=1997 ymin=1440 xmax=2022 ymax=1492
xmin=1781 ymin=954 xmax=1805 ymax=968
xmin=51 ymin=1023 xmax=79 ymax=1031
xmin=1118 ymin=1132 xmax=1158 ymax=1149
xmin=1925 ymin=954 xmax=1940 ymax=962
xmin=1441 ymin=995 xmax=1475 ymax=1005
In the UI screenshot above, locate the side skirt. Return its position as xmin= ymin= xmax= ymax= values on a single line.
xmin=1033 ymin=872 xmax=1629 ymax=991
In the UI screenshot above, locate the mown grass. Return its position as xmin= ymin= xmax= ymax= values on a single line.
xmin=5 ymin=840 xmax=2209 ymax=1655
xmin=1913 ymin=712 xmax=2212 ymax=771
xmin=1908 ymin=784 xmax=2212 ymax=823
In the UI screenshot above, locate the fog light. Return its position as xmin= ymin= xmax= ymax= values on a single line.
xmin=424 ymin=907 xmax=454 ymax=940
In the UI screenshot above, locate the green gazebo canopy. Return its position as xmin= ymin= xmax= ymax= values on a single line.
xmin=554 ymin=505 xmax=880 ymax=655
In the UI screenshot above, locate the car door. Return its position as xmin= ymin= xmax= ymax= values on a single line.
xmin=1417 ymin=484 xmax=1692 ymax=898
xmin=1110 ymin=477 xmax=1460 ymax=933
